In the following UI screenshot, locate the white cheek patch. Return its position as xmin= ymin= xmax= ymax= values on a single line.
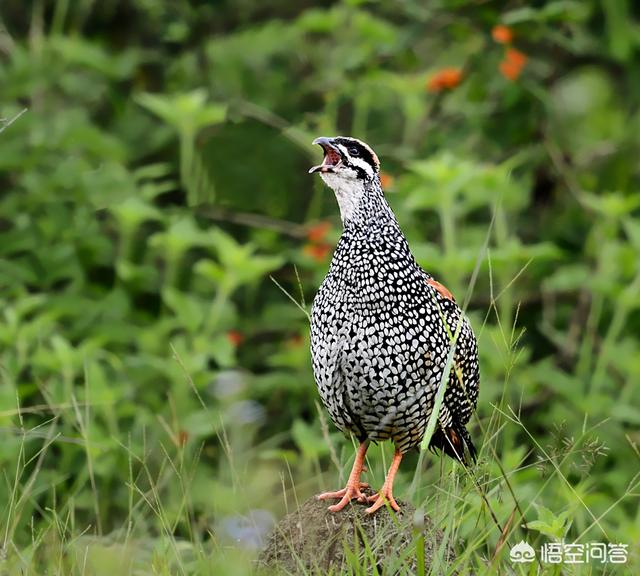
xmin=334 ymin=143 xmax=374 ymax=180
xmin=349 ymin=156 xmax=374 ymax=179
xmin=335 ymin=143 xmax=349 ymax=158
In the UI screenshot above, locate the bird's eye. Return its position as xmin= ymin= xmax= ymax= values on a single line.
xmin=349 ymin=147 xmax=360 ymax=157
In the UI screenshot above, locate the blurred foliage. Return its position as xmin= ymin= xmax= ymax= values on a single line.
xmin=1 ymin=0 xmax=639 ymax=573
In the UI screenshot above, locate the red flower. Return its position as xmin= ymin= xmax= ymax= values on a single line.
xmin=227 ymin=330 xmax=244 ymax=346
xmin=380 ymin=172 xmax=394 ymax=189
xmin=306 ymin=221 xmax=331 ymax=243
xmin=492 ymin=25 xmax=513 ymax=44
xmin=303 ymin=242 xmax=331 ymax=262
xmin=427 ymin=67 xmax=463 ymax=93
xmin=500 ymin=48 xmax=527 ymax=80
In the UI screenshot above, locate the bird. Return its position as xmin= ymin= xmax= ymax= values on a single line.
xmin=308 ymin=136 xmax=479 ymax=514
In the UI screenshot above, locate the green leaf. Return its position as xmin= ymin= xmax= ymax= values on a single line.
xmin=136 ymin=90 xmax=227 ymax=135
xmin=162 ymin=288 xmax=206 ymax=333
xmin=528 ymin=506 xmax=571 ymax=539
xmin=291 ymin=419 xmax=328 ymax=459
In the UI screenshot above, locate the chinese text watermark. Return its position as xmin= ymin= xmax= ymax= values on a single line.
xmin=510 ymin=540 xmax=628 ymax=565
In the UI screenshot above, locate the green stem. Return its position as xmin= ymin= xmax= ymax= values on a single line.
xmin=180 ymin=129 xmax=195 ymax=205
xmin=351 ymin=88 xmax=370 ymax=138
xmin=438 ymin=193 xmax=459 ymax=290
xmin=494 ymin=204 xmax=513 ymax=337
xmin=208 ymin=282 xmax=232 ymax=331
xmin=590 ymin=272 xmax=640 ymax=394
xmin=576 ymin=293 xmax=602 ymax=387
xmin=51 ymin=0 xmax=69 ymax=35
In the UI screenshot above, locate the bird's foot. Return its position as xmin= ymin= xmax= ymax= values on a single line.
xmin=364 ymin=449 xmax=403 ymax=514
xmin=365 ymin=487 xmax=400 ymax=514
xmin=316 ymin=481 xmax=369 ymax=512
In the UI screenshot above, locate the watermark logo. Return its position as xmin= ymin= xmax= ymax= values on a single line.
xmin=509 ymin=540 xmax=629 ymax=565
xmin=510 ymin=540 xmax=536 ymax=563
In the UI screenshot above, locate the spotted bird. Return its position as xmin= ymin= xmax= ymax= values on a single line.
xmin=309 ymin=137 xmax=479 ymax=514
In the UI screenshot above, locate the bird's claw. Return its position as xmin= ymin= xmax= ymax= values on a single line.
xmin=365 ymin=489 xmax=400 ymax=514
xmin=317 ymin=482 xmax=370 ymax=512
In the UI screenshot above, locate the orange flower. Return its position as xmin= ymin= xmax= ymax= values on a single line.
xmin=427 ymin=67 xmax=463 ymax=93
xmin=492 ymin=25 xmax=513 ymax=44
xmin=506 ymin=48 xmax=526 ymax=67
xmin=306 ymin=221 xmax=331 ymax=243
xmin=227 ymin=330 xmax=244 ymax=346
xmin=303 ymin=242 xmax=331 ymax=262
xmin=499 ymin=48 xmax=527 ymax=80
xmin=380 ymin=171 xmax=394 ymax=189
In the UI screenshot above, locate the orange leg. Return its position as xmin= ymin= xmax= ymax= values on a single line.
xmin=317 ymin=442 xmax=370 ymax=512
xmin=365 ymin=449 xmax=403 ymax=514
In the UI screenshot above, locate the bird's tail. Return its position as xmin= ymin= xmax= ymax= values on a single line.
xmin=429 ymin=423 xmax=477 ymax=465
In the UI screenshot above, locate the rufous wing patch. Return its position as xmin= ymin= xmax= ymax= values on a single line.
xmin=446 ymin=427 xmax=463 ymax=457
xmin=426 ymin=278 xmax=456 ymax=302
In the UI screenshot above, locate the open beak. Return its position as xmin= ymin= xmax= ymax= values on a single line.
xmin=309 ymin=137 xmax=343 ymax=174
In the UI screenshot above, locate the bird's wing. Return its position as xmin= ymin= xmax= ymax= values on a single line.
xmin=423 ymin=276 xmax=479 ymax=463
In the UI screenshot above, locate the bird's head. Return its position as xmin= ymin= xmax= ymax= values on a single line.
xmin=309 ymin=136 xmax=381 ymax=222
xmin=309 ymin=136 xmax=380 ymax=181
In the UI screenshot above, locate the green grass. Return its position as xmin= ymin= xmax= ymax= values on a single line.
xmin=2 ymin=281 xmax=638 ymax=574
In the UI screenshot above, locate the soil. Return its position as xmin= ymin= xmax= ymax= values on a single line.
xmin=256 ymin=492 xmax=454 ymax=574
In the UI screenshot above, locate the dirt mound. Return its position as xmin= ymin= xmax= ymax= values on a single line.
xmin=257 ymin=494 xmax=453 ymax=574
